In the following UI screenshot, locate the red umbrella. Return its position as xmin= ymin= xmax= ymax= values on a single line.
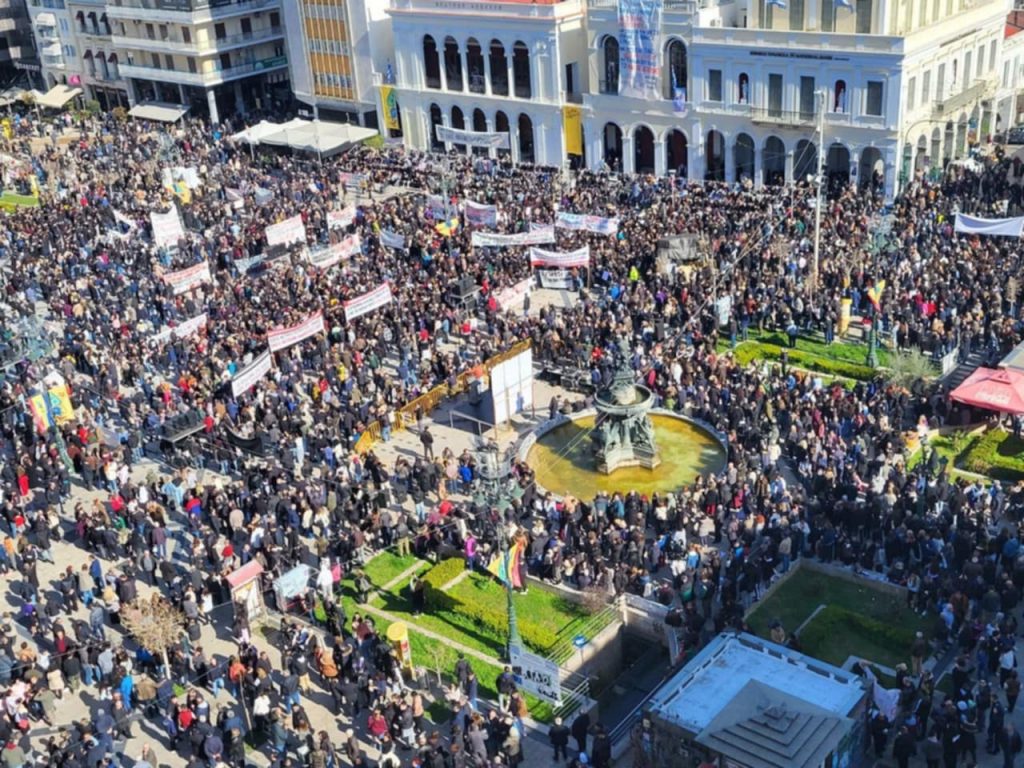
xmin=950 ymin=367 xmax=1024 ymax=415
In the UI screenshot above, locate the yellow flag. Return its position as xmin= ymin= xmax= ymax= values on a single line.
xmin=380 ymin=86 xmax=400 ymax=132
xmin=563 ymin=106 xmax=582 ymax=156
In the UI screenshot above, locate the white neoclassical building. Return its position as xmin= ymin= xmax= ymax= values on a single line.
xmin=386 ymin=0 xmax=588 ymax=165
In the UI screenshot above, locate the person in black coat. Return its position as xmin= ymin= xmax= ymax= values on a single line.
xmin=549 ymin=715 xmax=570 ymax=762
xmin=571 ymin=709 xmax=591 ymax=756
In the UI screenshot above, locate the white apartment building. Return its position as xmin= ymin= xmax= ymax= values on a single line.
xmin=386 ymin=0 xmax=588 ymax=165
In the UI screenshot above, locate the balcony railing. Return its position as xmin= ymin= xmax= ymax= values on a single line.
xmin=106 ymin=0 xmax=278 ymax=18
xmin=112 ymin=26 xmax=283 ymax=52
xmin=118 ymin=54 xmax=286 ymax=85
xmin=749 ymin=106 xmax=816 ymax=126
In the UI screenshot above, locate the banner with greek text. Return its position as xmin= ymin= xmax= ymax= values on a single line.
xmin=537 ymin=269 xmax=575 ymax=289
xmin=380 ymin=85 xmax=400 ymax=132
xmin=151 ymin=208 xmax=184 ymax=248
xmin=494 ymin=278 xmax=532 ymax=311
xmin=306 ymin=235 xmax=360 ymax=270
xmin=436 ymin=124 xmax=510 ymax=149
xmin=465 ymin=200 xmax=498 ymax=227
xmin=563 ymin=106 xmax=583 ymax=156
xmin=327 ymin=206 xmax=356 ymax=230
xmin=265 ymin=214 xmax=306 ymax=247
xmin=618 ymin=0 xmax=663 ymax=99
xmin=163 ymin=262 xmax=212 ymax=295
xmin=530 ymin=246 xmax=590 ymax=269
xmin=509 ymin=645 xmax=562 ymax=706
xmin=174 ymin=312 xmax=208 ymax=339
xmin=472 ymin=225 xmax=556 ymax=248
xmin=381 ymin=230 xmax=406 ymax=250
xmin=344 ymin=283 xmax=393 ymax=322
xmin=231 ymin=350 xmax=272 ymax=397
xmin=555 ymin=211 xmax=620 ymax=235
xmin=267 ymin=312 xmax=325 ymax=352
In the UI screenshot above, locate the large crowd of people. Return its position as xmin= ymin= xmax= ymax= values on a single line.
xmin=0 ymin=104 xmax=1022 ymax=768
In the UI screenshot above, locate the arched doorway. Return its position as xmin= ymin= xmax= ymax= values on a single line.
xmin=763 ymin=136 xmax=785 ymax=186
xmin=443 ymin=37 xmax=463 ymax=91
xmin=858 ymin=147 xmax=884 ymax=191
xmin=495 ymin=111 xmax=511 ymax=158
xmin=602 ymin=36 xmax=619 ymax=94
xmin=705 ymin=130 xmax=725 ymax=181
xmin=634 ymin=126 xmax=655 ymax=174
xmin=666 ymin=129 xmax=687 ymax=177
xmin=604 ymin=123 xmax=623 ymax=171
xmin=512 ymin=41 xmax=531 ymax=98
xmin=467 ymin=38 xmax=485 ymax=94
xmin=423 ymin=35 xmax=441 ymax=89
xmin=955 ymin=116 xmax=967 ymax=159
xmin=734 ymin=133 xmax=755 ymax=182
xmin=826 ymin=142 xmax=850 ymax=192
xmin=914 ymin=136 xmax=928 ymax=172
xmin=663 ymin=39 xmax=686 ymax=100
xmin=451 ymin=106 xmax=466 ymax=153
xmin=429 ymin=103 xmax=444 ymax=152
xmin=489 ymin=41 xmax=508 ymax=96
xmin=518 ymin=114 xmax=534 ymax=163
xmin=943 ymin=121 xmax=954 ymax=165
xmin=930 ymin=128 xmax=941 ymax=170
xmin=794 ymin=140 xmax=817 ymax=183
xmin=472 ymin=108 xmax=488 ymax=155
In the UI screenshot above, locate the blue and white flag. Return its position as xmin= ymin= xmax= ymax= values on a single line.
xmin=835 ymin=0 xmax=853 ymax=7
xmin=671 ymin=69 xmax=687 ymax=116
xmin=767 ymin=0 xmax=786 ymax=8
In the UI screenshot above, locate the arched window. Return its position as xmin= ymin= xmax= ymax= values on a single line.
xmin=603 ymin=36 xmax=619 ymax=94
xmin=83 ymin=49 xmax=95 ymax=76
xmin=467 ymin=38 xmax=484 ymax=94
xmin=451 ymin=106 xmax=466 ymax=153
xmin=833 ymin=79 xmax=847 ymax=112
xmin=738 ymin=73 xmax=750 ymax=104
xmin=489 ymin=40 xmax=508 ymax=96
xmin=512 ymin=41 xmax=531 ymax=99
xmin=429 ymin=103 xmax=444 ymax=152
xmin=443 ymin=36 xmax=463 ymax=91
xmin=100 ymin=12 xmax=111 ymax=35
xmin=75 ymin=11 xmax=85 ymax=32
xmin=664 ymin=40 xmax=686 ymax=100
xmin=472 ymin=108 xmax=488 ymax=155
xmin=423 ymin=35 xmax=441 ymax=90
xmin=495 ymin=111 xmax=511 ymax=157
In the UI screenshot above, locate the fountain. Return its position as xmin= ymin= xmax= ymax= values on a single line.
xmin=592 ymin=338 xmax=660 ymax=473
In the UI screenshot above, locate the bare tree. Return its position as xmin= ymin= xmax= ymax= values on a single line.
xmin=121 ymin=595 xmax=185 ymax=680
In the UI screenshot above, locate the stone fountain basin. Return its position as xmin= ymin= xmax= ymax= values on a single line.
xmin=593 ymin=383 xmax=656 ymax=415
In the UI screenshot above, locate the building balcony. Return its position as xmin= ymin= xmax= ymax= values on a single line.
xmin=748 ymin=106 xmax=816 ymax=127
xmin=389 ymin=0 xmax=582 ymax=19
xmin=110 ymin=26 xmax=283 ymax=55
xmin=932 ymin=77 xmax=997 ymax=117
xmin=105 ymin=0 xmax=280 ymax=24
xmin=118 ymin=54 xmax=286 ymax=87
xmin=699 ymin=101 xmax=751 ymax=116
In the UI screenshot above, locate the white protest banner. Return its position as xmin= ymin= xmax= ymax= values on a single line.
xmin=163 ymin=262 xmax=212 ymax=295
xmin=381 ymin=230 xmax=406 ymax=250
xmin=510 ymin=646 xmax=562 ymax=706
xmin=344 ymin=283 xmax=393 ymax=322
xmin=530 ymin=246 xmax=590 ymax=269
xmin=555 ymin=211 xmax=619 ymax=235
xmin=327 ymin=206 xmax=356 ymax=230
xmin=231 ymin=350 xmax=272 ymax=397
xmin=306 ymin=235 xmax=360 ymax=270
xmin=150 ymin=208 xmax=184 ymax=248
xmin=174 ymin=312 xmax=207 ymax=339
xmin=472 ymin=225 xmax=555 ymax=248
xmin=954 ymin=213 xmax=1024 ymax=238
xmin=437 ymin=124 xmax=511 ymax=149
xmin=465 ymin=200 xmax=498 ymax=227
xmin=537 ymin=269 xmax=574 ymax=290
xmin=494 ymin=278 xmax=532 ymax=311
xmin=267 ymin=312 xmax=326 ymax=352
xmin=265 ymin=214 xmax=306 ymax=247
xmin=339 ymin=172 xmax=367 ymax=187
xmin=254 ymin=188 xmax=274 ymax=206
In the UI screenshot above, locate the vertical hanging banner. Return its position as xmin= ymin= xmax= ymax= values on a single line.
xmin=618 ymin=0 xmax=663 ymax=99
xmin=563 ymin=106 xmax=583 ymax=156
xmin=380 ymin=85 xmax=400 ymax=131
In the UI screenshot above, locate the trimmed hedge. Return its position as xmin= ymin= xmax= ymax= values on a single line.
xmin=731 ymin=341 xmax=877 ymax=381
xmin=423 ymin=559 xmax=561 ymax=653
xmin=798 ymin=604 xmax=916 ymax=667
xmin=959 ymin=429 xmax=1024 ymax=482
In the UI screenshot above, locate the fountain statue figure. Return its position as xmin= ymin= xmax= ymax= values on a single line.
xmin=591 ymin=338 xmax=660 ymax=473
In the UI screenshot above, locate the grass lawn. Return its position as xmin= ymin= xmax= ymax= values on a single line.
xmin=717 ymin=330 xmax=882 ymax=381
xmin=0 ymin=191 xmax=39 ymax=211
xmin=361 ymin=551 xmax=426 ymax=587
xmin=747 ymin=569 xmax=932 ymax=670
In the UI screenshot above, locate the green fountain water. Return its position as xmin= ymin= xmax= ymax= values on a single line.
xmin=527 ymin=413 xmax=727 ymax=499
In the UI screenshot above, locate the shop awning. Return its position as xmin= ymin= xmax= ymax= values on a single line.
xmin=230 ymin=119 xmax=286 ymax=146
xmin=950 ymin=367 xmax=1024 ymax=415
xmin=232 ymin=117 xmax=377 ymax=157
xmin=127 ymin=102 xmax=189 ymax=122
xmin=35 ymin=85 xmax=82 ymax=109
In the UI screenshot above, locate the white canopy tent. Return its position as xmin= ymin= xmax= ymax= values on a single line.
xmin=231 ymin=118 xmax=377 ymax=157
xmin=127 ymin=102 xmax=190 ymax=123
xmin=35 ymin=85 xmax=83 ymax=110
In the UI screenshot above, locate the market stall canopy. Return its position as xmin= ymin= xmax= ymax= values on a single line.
xmin=234 ymin=118 xmax=377 ymax=157
xmin=127 ymin=102 xmax=190 ymax=123
xmin=950 ymin=367 xmax=1024 ymax=415
xmin=999 ymin=340 xmax=1024 ymax=373
xmin=35 ymin=84 xmax=82 ymax=109
xmin=0 ymin=88 xmax=28 ymax=108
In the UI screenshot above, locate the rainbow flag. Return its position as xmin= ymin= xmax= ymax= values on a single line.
xmin=867 ymin=280 xmax=886 ymax=309
xmin=488 ymin=539 xmax=524 ymax=589
xmin=435 ymin=217 xmax=459 ymax=237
